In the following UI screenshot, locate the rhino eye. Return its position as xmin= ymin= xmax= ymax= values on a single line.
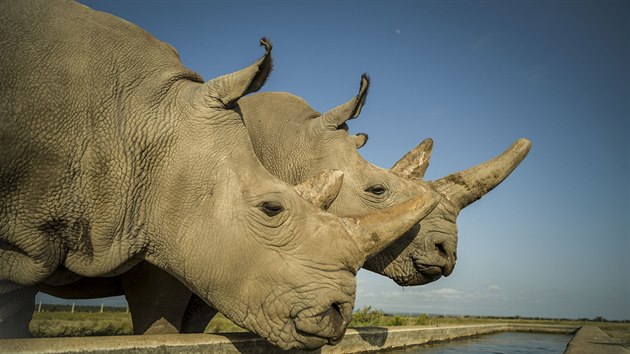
xmin=365 ymin=184 xmax=387 ymax=196
xmin=259 ymin=201 xmax=284 ymax=217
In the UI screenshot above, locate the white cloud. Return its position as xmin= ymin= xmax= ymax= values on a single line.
xmin=488 ymin=284 xmax=503 ymax=291
xmin=431 ymin=288 xmax=463 ymax=299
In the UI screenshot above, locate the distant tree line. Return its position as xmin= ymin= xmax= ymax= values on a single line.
xmin=488 ymin=315 xmax=625 ymax=323
xmin=413 ymin=313 xmax=628 ymax=323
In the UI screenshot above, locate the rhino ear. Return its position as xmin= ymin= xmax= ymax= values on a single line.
xmin=391 ymin=138 xmax=433 ymax=179
xmin=295 ymin=170 xmax=344 ymax=210
xmin=319 ymin=74 xmax=370 ymax=130
xmin=200 ymin=38 xmax=273 ymax=109
xmin=351 ymin=133 xmax=368 ymax=149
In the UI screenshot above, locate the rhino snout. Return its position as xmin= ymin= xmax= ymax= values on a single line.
xmin=294 ymin=301 xmax=353 ymax=346
xmin=410 ymin=240 xmax=457 ymax=283
xmin=431 ymin=240 xmax=457 ymax=276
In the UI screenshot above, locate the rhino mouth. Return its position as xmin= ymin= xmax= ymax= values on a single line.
xmin=293 ymin=302 xmax=352 ymax=346
xmin=294 ymin=327 xmax=344 ymax=346
xmin=412 ymin=260 xmax=444 ymax=282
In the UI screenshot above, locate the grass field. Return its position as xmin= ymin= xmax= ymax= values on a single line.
xmin=31 ymin=311 xmax=132 ymax=337
xmin=29 ymin=306 xmax=630 ymax=348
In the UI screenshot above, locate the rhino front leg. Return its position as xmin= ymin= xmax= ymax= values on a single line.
xmin=121 ymin=262 xmax=192 ymax=335
xmin=0 ymin=282 xmax=37 ymax=338
xmin=181 ymin=294 xmax=218 ymax=333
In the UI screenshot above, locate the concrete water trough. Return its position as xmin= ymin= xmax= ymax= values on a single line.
xmin=1 ymin=324 xmax=627 ymax=353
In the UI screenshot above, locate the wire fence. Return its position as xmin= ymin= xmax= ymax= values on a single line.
xmin=35 ymin=302 xmax=128 ymax=313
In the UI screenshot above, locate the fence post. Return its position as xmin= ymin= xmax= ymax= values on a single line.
xmin=38 ymin=301 xmax=42 ymax=313
xmin=100 ymin=303 xmax=104 ymax=313
xmin=71 ymin=302 xmax=75 ymax=313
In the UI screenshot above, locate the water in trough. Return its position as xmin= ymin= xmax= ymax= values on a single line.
xmin=386 ymin=331 xmax=573 ymax=353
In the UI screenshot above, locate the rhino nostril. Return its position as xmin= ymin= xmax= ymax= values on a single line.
xmin=435 ymin=242 xmax=448 ymax=258
xmin=327 ymin=302 xmax=345 ymax=330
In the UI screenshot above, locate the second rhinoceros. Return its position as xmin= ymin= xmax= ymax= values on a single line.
xmin=0 ymin=0 xmax=439 ymax=349
xmin=239 ymin=76 xmax=531 ymax=286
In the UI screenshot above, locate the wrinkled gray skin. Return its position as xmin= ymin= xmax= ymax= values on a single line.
xmin=0 ymin=1 xmax=441 ymax=349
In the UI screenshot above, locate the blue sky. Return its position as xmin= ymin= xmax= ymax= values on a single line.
xmin=38 ymin=0 xmax=629 ymax=321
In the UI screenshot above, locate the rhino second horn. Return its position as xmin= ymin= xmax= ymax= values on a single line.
xmin=431 ymin=138 xmax=532 ymax=211
xmin=319 ymin=74 xmax=370 ymax=130
xmin=391 ymin=138 xmax=433 ymax=179
xmin=295 ymin=169 xmax=344 ymax=210
xmin=199 ymin=38 xmax=273 ymax=109
xmin=343 ymin=188 xmax=440 ymax=261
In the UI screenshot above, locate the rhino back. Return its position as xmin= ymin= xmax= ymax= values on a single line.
xmin=0 ymin=0 xmax=201 ymax=279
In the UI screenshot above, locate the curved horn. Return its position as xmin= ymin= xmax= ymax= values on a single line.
xmin=343 ymin=187 xmax=440 ymax=259
xmin=351 ymin=133 xmax=368 ymax=149
xmin=431 ymin=138 xmax=532 ymax=210
xmin=295 ymin=170 xmax=344 ymax=210
xmin=200 ymin=38 xmax=273 ymax=109
xmin=319 ymin=74 xmax=370 ymax=130
xmin=391 ymin=138 xmax=433 ymax=179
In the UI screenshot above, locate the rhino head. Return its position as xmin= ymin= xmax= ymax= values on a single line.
xmin=238 ymin=75 xmax=531 ymax=286
xmin=367 ymin=137 xmax=532 ymax=285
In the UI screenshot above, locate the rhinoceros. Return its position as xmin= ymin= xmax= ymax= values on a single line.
xmin=0 ymin=0 xmax=440 ymax=349
xmin=40 ymin=74 xmax=530 ymax=336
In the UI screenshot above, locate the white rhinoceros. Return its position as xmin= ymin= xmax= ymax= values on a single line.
xmin=0 ymin=0 xmax=439 ymax=349
xmin=40 ymin=74 xmax=530 ymax=336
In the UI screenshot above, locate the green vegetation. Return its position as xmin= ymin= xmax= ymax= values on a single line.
xmin=204 ymin=313 xmax=247 ymax=333
xmin=349 ymin=306 xmax=385 ymax=326
xmin=31 ymin=311 xmax=132 ymax=337
xmin=29 ymin=305 xmax=629 ymax=349
xmin=30 ymin=306 xmax=248 ymax=337
xmin=350 ymin=306 xmax=433 ymax=327
xmin=414 ymin=313 xmax=433 ymax=325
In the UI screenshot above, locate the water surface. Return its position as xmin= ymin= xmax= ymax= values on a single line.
xmin=387 ymin=331 xmax=572 ymax=353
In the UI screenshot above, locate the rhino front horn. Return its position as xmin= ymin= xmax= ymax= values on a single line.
xmin=295 ymin=170 xmax=344 ymax=210
xmin=343 ymin=188 xmax=439 ymax=259
xmin=431 ymin=138 xmax=532 ymax=211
